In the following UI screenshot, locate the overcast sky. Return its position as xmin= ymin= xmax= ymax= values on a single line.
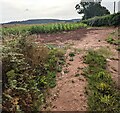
xmin=0 ymin=0 xmax=120 ymax=23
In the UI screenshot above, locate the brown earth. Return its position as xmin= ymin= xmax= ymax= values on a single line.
xmin=35 ymin=27 xmax=119 ymax=111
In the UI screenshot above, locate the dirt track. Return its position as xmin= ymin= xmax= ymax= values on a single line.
xmin=38 ymin=27 xmax=119 ymax=111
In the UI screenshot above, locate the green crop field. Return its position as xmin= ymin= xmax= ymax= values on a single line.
xmin=1 ymin=22 xmax=87 ymax=36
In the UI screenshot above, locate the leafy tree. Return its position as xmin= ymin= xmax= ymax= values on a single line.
xmin=75 ymin=0 xmax=110 ymax=20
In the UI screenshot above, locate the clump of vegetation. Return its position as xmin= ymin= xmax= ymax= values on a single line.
xmin=97 ymin=47 xmax=112 ymax=58
xmin=84 ymin=50 xmax=106 ymax=69
xmin=75 ymin=73 xmax=80 ymax=77
xmin=56 ymin=66 xmax=62 ymax=72
xmin=68 ymin=51 xmax=75 ymax=62
xmin=106 ymin=36 xmax=115 ymax=44
xmin=106 ymin=33 xmax=120 ymax=51
xmin=106 ymin=38 xmax=120 ymax=45
xmin=83 ymin=50 xmax=120 ymax=112
xmin=69 ymin=52 xmax=75 ymax=57
xmin=2 ymin=33 xmax=65 ymax=112
xmin=64 ymin=69 xmax=69 ymax=74
xmin=106 ymin=36 xmax=120 ymax=45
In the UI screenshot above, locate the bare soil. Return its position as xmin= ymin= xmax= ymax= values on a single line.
xmin=36 ymin=27 xmax=119 ymax=111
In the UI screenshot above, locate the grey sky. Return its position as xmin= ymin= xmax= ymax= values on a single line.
xmin=0 ymin=0 xmax=120 ymax=23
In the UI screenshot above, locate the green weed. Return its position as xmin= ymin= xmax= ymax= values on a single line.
xmin=106 ymin=33 xmax=120 ymax=52
xmin=69 ymin=52 xmax=75 ymax=57
xmin=64 ymin=69 xmax=69 ymax=73
xmin=83 ymin=50 xmax=120 ymax=112
xmin=75 ymin=73 xmax=80 ymax=77
xmin=97 ymin=47 xmax=112 ymax=58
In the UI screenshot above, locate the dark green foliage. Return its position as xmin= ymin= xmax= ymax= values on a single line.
xmin=112 ymin=40 xmax=120 ymax=45
xmin=84 ymin=50 xmax=106 ymax=68
xmin=75 ymin=73 xmax=80 ymax=77
xmin=106 ymin=33 xmax=120 ymax=52
xmin=82 ymin=12 xmax=120 ymax=27
xmin=64 ymin=69 xmax=69 ymax=73
xmin=56 ymin=66 xmax=62 ymax=72
xmin=83 ymin=50 xmax=120 ymax=112
xmin=46 ymin=71 xmax=56 ymax=88
xmin=2 ymin=34 xmax=65 ymax=112
xmin=69 ymin=52 xmax=75 ymax=57
xmin=106 ymin=36 xmax=115 ymax=44
xmin=75 ymin=1 xmax=110 ymax=20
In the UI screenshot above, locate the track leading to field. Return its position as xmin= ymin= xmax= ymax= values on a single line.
xmin=38 ymin=27 xmax=118 ymax=111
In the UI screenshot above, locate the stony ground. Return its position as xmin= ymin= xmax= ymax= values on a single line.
xmin=35 ymin=27 xmax=119 ymax=111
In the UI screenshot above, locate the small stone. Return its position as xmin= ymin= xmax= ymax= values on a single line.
xmin=106 ymin=59 xmax=111 ymax=62
xmin=61 ymin=70 xmax=64 ymax=75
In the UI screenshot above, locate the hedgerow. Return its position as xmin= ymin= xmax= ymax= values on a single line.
xmin=82 ymin=12 xmax=120 ymax=27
